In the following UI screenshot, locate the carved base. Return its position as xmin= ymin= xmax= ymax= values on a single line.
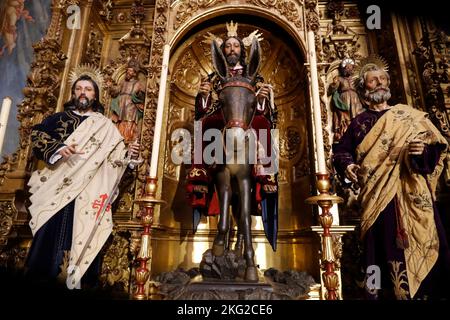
xmin=199 ymin=249 xmax=247 ymax=281
xmin=155 ymin=268 xmax=318 ymax=300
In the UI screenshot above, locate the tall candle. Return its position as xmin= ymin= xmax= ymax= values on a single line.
xmin=307 ymin=31 xmax=327 ymax=174
xmin=149 ymin=44 xmax=171 ymax=178
xmin=0 ymin=97 xmax=12 ymax=155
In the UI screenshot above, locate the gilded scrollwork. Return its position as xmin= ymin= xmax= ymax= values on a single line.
xmin=18 ymin=38 xmax=67 ymax=146
xmin=100 ymin=231 xmax=131 ymax=292
xmin=414 ymin=28 xmax=450 ymax=140
xmin=164 ymin=149 xmax=178 ymax=180
xmin=322 ymin=1 xmax=361 ymax=62
xmin=172 ymin=50 xmax=203 ymax=96
xmin=0 ymin=201 xmax=17 ymax=247
xmin=83 ymin=23 xmax=104 ymax=67
xmin=99 ymin=0 xmax=114 ymax=22
xmin=168 ymin=103 xmax=185 ymax=124
xmin=265 ymin=49 xmax=301 ymax=96
xmin=0 ymin=6 xmax=68 ymax=186
xmin=138 ymin=0 xmax=169 ymax=194
xmin=304 ymin=0 xmax=319 ymax=32
xmin=247 ymin=0 xmax=304 ymax=31
xmin=164 ymin=120 xmax=191 ymax=181
xmin=0 ymin=153 xmax=19 ymax=186
xmin=319 ymin=79 xmax=332 ymax=172
xmin=331 ymin=234 xmax=343 ymax=269
xmin=0 ymin=240 xmax=30 ymax=269
xmin=173 ymin=0 xmax=226 ymax=30
xmin=280 ymin=126 xmax=301 ymax=160
xmin=45 ymin=0 xmax=80 ymax=41
xmin=277 ymin=167 xmax=287 ymax=184
xmin=294 ymin=159 xmax=310 ymax=181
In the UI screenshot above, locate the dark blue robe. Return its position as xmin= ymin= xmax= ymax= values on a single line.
xmin=26 ymin=111 xmax=101 ymax=287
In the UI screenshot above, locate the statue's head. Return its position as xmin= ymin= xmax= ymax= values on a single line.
xmin=339 ymin=58 xmax=355 ymax=77
xmin=125 ymin=59 xmax=140 ymax=81
xmin=356 ymin=64 xmax=391 ymax=104
xmin=67 ymin=64 xmax=105 ymax=113
xmin=65 ymin=75 xmax=104 ymax=113
xmin=220 ymin=36 xmax=247 ymax=68
xmin=212 ymin=36 xmax=261 ymax=84
xmin=209 ymin=21 xmax=262 ymax=83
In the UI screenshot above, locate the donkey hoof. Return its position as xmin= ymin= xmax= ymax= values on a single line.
xmin=245 ymin=266 xmax=259 ymax=282
xmin=212 ymin=244 xmax=224 ymax=256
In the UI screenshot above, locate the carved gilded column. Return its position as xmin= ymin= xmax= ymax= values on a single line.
xmin=413 ymin=19 xmax=450 ymax=183
xmin=0 ymin=1 xmax=69 ymax=192
xmin=304 ymin=0 xmax=344 ymax=301
xmin=130 ymin=0 xmax=170 ymax=300
xmin=137 ymin=0 xmax=169 ymax=197
xmin=0 ymin=1 xmax=68 ymax=263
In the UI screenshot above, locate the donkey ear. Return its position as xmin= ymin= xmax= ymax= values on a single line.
xmin=247 ymin=37 xmax=261 ymax=82
xmin=211 ymin=40 xmax=227 ymax=80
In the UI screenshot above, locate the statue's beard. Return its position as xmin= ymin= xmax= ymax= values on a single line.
xmin=365 ymin=87 xmax=391 ymax=104
xmin=75 ymin=95 xmax=94 ymax=111
xmin=226 ymin=54 xmax=240 ymax=66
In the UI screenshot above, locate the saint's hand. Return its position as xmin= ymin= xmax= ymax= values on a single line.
xmin=345 ymin=163 xmax=360 ymax=184
xmin=58 ymin=144 xmax=84 ymax=160
xmin=199 ymin=81 xmax=212 ymax=97
xmin=408 ymin=139 xmax=425 ymax=155
xmin=127 ymin=141 xmax=140 ymax=159
xmin=263 ymin=184 xmax=277 ymax=193
xmin=257 ymin=85 xmax=270 ymax=103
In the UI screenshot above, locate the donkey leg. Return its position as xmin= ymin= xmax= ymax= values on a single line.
xmin=234 ymin=231 xmax=244 ymax=258
xmin=212 ymin=169 xmax=231 ymax=257
xmin=238 ymin=175 xmax=258 ymax=282
xmin=230 ymin=186 xmax=244 ymax=258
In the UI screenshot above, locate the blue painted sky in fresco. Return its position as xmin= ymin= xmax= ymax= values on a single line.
xmin=0 ymin=0 xmax=52 ymax=157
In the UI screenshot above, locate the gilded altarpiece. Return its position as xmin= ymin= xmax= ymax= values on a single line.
xmin=0 ymin=0 xmax=449 ymax=299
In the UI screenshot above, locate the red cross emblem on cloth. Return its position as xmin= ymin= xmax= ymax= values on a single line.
xmin=92 ymin=194 xmax=111 ymax=220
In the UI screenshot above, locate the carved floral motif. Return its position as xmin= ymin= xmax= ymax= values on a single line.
xmin=83 ymin=23 xmax=104 ymax=67
xmin=247 ymin=0 xmax=304 ymax=30
xmin=0 ymin=201 xmax=17 ymax=247
xmin=100 ymin=231 xmax=131 ymax=292
xmin=174 ymin=0 xmax=226 ymax=30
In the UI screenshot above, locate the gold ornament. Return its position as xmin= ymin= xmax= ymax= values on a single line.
xmin=226 ymin=20 xmax=238 ymax=37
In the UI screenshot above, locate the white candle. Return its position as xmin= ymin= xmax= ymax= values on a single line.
xmin=307 ymin=31 xmax=327 ymax=174
xmin=149 ymin=44 xmax=171 ymax=178
xmin=0 ymin=97 xmax=12 ymax=155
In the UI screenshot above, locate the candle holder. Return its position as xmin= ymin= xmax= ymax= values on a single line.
xmin=305 ymin=173 xmax=343 ymax=300
xmin=133 ymin=176 xmax=166 ymax=300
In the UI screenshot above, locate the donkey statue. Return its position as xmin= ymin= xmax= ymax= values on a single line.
xmin=208 ymin=36 xmax=270 ymax=282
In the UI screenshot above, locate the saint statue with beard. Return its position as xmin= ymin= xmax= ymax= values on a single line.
xmin=26 ymin=74 xmax=140 ymax=289
xmin=333 ymin=63 xmax=450 ymax=300
xmin=185 ymin=25 xmax=278 ymax=251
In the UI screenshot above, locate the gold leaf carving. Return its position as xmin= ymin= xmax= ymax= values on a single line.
xmin=174 ymin=0 xmax=226 ymax=30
